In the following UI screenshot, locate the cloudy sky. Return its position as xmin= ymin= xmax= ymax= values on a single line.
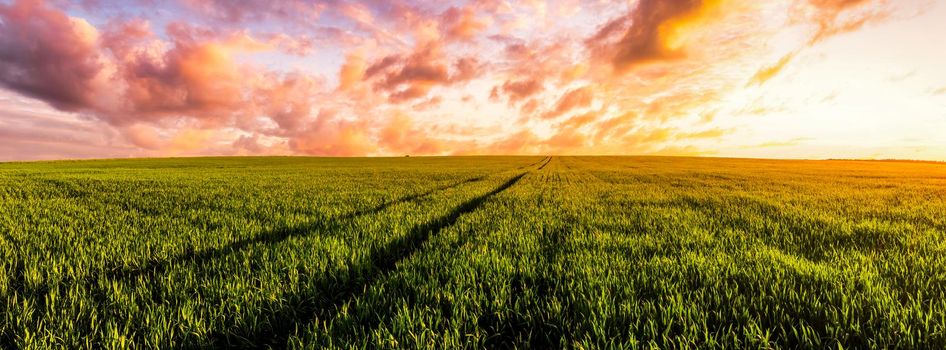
xmin=1 ymin=0 xmax=944 ymax=161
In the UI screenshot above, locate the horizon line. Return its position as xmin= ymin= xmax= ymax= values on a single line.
xmin=2 ymin=154 xmax=944 ymax=165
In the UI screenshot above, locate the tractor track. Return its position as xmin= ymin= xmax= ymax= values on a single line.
xmin=4 ymin=163 xmax=537 ymax=348
xmin=210 ymin=171 xmax=530 ymax=347
xmin=537 ymin=156 xmax=553 ymax=170
xmin=98 ymin=175 xmax=487 ymax=282
xmin=2 ymin=174 xmax=494 ymax=348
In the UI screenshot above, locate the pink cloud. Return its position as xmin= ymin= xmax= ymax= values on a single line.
xmin=365 ymin=42 xmax=483 ymax=103
xmin=181 ymin=0 xmax=326 ymax=25
xmin=0 ymin=0 xmax=106 ymax=111
xmin=494 ymin=78 xmax=544 ymax=102
xmin=232 ymin=134 xmax=265 ymax=154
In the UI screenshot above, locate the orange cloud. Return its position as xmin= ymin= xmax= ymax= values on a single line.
xmin=588 ymin=0 xmax=726 ymax=72
xmin=800 ymin=0 xmax=894 ymax=43
xmin=545 ymin=128 xmax=588 ymax=152
xmin=338 ymin=52 xmax=367 ymax=91
xmin=592 ymin=112 xmax=638 ymax=143
xmin=744 ymin=137 xmax=812 ymax=148
xmin=561 ymin=110 xmax=601 ymax=129
xmin=748 ymin=53 xmax=796 ymax=86
xmin=544 ymin=86 xmax=594 ymax=119
xmin=482 ymin=130 xmax=542 ymax=155
xmin=377 ymin=112 xmax=459 ymax=155
xmin=289 ymin=117 xmax=375 ymax=157
xmin=675 ymin=128 xmax=732 ymax=140
xmin=441 ymin=6 xmax=491 ymax=41
xmin=122 ymin=123 xmax=165 ymax=150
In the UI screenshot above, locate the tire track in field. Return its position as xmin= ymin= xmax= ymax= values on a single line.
xmin=0 ymin=175 xmax=491 ymax=347
xmin=538 ymin=156 xmax=552 ymax=170
xmin=212 ymin=171 xmax=529 ymax=347
xmin=0 ymin=166 xmax=525 ymax=348
xmin=518 ymin=156 xmax=549 ymax=170
xmin=101 ymin=175 xmax=488 ymax=282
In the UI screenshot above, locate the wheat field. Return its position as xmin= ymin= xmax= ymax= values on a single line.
xmin=1 ymin=156 xmax=944 ymax=348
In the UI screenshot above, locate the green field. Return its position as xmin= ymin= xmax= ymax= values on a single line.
xmin=1 ymin=156 xmax=945 ymax=348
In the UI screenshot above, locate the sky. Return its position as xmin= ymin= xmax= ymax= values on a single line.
xmin=0 ymin=0 xmax=944 ymax=161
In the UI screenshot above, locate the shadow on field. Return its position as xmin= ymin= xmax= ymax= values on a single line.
xmin=102 ymin=175 xmax=488 ymax=282
xmin=208 ymin=172 xmax=528 ymax=348
xmin=0 ymin=232 xmax=26 ymax=347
